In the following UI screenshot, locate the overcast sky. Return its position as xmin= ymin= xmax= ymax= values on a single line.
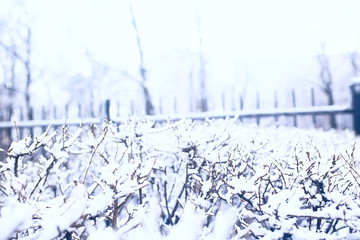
xmin=1 ymin=0 xmax=360 ymax=109
xmin=11 ymin=0 xmax=358 ymax=73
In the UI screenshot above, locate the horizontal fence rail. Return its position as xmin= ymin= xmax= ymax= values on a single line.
xmin=1 ymin=81 xmax=360 ymax=140
xmin=0 ymin=83 xmax=359 ymax=163
xmin=0 ymin=104 xmax=353 ymax=129
xmin=142 ymin=104 xmax=353 ymax=122
xmin=0 ymin=118 xmax=102 ymax=129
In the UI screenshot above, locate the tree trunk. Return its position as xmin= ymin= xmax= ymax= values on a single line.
xmin=317 ymin=44 xmax=337 ymax=129
xmin=143 ymin=86 xmax=154 ymax=115
xmin=325 ymin=86 xmax=337 ymax=129
xmin=24 ymin=27 xmax=33 ymax=122
xmin=130 ymin=3 xmax=155 ymax=115
xmin=196 ymin=9 xmax=208 ymax=112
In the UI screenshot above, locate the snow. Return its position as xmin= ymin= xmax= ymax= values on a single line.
xmin=0 ymin=118 xmax=102 ymax=128
xmin=0 ymin=102 xmax=344 ymax=130
xmin=1 ymin=118 xmax=360 ymax=239
xmin=111 ymin=104 xmax=352 ymax=123
xmin=208 ymin=205 xmax=237 ymax=240
xmin=37 ymin=185 xmax=88 ymax=240
xmin=166 ymin=202 xmax=206 ymax=240
xmin=0 ymin=201 xmax=33 ymax=240
xmin=7 ymin=137 xmax=32 ymax=157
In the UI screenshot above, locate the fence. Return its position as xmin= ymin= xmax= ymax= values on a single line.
xmin=0 ymin=82 xmax=360 ymax=143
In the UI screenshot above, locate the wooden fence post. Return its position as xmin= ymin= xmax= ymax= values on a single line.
xmin=105 ymin=99 xmax=110 ymax=121
xmin=42 ymin=106 xmax=47 ymax=133
xmin=311 ymin=88 xmax=317 ymax=126
xmin=274 ymin=91 xmax=278 ymax=122
xmin=65 ymin=104 xmax=69 ymax=119
xmin=222 ymin=93 xmax=226 ymax=111
xmin=351 ymin=80 xmax=360 ymax=134
xmin=256 ymin=92 xmax=260 ymax=125
xmin=292 ymin=89 xmax=298 ymax=127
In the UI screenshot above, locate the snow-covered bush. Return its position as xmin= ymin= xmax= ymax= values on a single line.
xmin=0 ymin=118 xmax=360 ymax=239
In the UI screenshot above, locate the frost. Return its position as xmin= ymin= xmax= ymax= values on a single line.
xmin=0 ymin=202 xmax=33 ymax=239
xmin=88 ymin=228 xmax=118 ymax=240
xmin=7 ymin=137 xmax=32 ymax=157
xmin=38 ymin=185 xmax=88 ymax=240
xmin=208 ymin=205 xmax=237 ymax=240
xmin=166 ymin=202 xmax=205 ymax=240
xmin=1 ymin=119 xmax=360 ymax=239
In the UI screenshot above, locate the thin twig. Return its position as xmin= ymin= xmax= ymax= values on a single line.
xmin=83 ymin=124 xmax=109 ymax=183
xmin=164 ymin=181 xmax=172 ymax=224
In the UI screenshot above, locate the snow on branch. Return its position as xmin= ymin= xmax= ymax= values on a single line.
xmin=0 ymin=119 xmax=360 ymax=239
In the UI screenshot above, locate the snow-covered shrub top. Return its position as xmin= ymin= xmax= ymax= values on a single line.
xmin=0 ymin=118 xmax=360 ymax=239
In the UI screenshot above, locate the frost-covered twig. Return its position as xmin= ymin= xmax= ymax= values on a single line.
xmin=83 ymin=124 xmax=109 ymax=183
xmin=1 ymin=119 xmax=360 ymax=239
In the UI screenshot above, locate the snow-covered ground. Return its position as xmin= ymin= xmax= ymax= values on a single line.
xmin=1 ymin=118 xmax=360 ymax=239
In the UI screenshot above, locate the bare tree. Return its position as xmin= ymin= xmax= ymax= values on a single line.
xmin=0 ymin=48 xmax=17 ymax=120
xmin=195 ymin=8 xmax=208 ymax=112
xmin=23 ymin=27 xmax=33 ymax=122
xmin=0 ymin=31 xmax=17 ymax=148
xmin=129 ymin=2 xmax=155 ymax=115
xmin=317 ymin=43 xmax=337 ymax=128
xmin=0 ymin=25 xmax=33 ymax=122
xmin=86 ymin=52 xmax=109 ymax=117
xmin=0 ymin=15 xmax=34 ymax=152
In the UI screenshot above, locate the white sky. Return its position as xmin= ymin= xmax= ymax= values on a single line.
xmin=19 ymin=0 xmax=360 ymax=69
xmin=1 ymin=0 xmax=360 ymax=108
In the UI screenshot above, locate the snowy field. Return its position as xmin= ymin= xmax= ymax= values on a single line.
xmin=1 ymin=118 xmax=360 ymax=240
